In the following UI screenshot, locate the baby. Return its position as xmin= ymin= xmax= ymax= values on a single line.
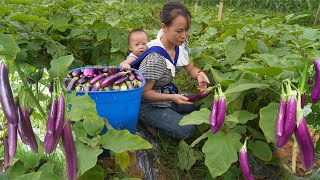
xmin=120 ymin=29 xmax=149 ymax=69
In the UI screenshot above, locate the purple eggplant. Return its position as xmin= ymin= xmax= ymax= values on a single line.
xmin=301 ymin=93 xmax=306 ymax=108
xmin=62 ymin=121 xmax=78 ymax=180
xmin=128 ymin=72 xmax=136 ymax=81
xmin=101 ymin=72 xmax=125 ymax=88
xmin=185 ymin=86 xmax=214 ymax=102
xmin=308 ymin=77 xmax=313 ymax=85
xmin=44 ymin=93 xmax=65 ymax=154
xmin=2 ymin=136 xmax=9 ymax=169
xmin=311 ymin=59 xmax=320 ymax=103
xmin=63 ymin=78 xmax=69 ymax=88
xmin=211 ymin=95 xmax=226 ymax=134
xmin=91 ymin=82 xmax=100 ymax=91
xmin=133 ymin=71 xmax=143 ymax=82
xmin=83 ymin=68 xmax=95 ymax=78
xmin=71 ymin=69 xmax=81 ymax=77
xmin=78 ymin=76 xmax=88 ymax=84
xmin=275 ymin=98 xmax=286 ymax=138
xmin=126 ymin=81 xmax=134 ymax=90
xmin=239 ymin=140 xmax=255 ymax=180
xmin=108 ymin=66 xmax=119 ymax=74
xmin=90 ymin=73 xmax=106 ymax=84
xmin=276 ymin=95 xmax=297 ymax=148
xmin=114 ymin=76 xmax=128 ymax=86
xmin=0 ymin=62 xmax=18 ymax=125
xmin=8 ymin=123 xmax=17 ymax=165
xmin=15 ymin=100 xmax=29 ymax=145
xmin=210 ymin=95 xmax=218 ymax=131
xmin=21 ymin=107 xmax=38 ymax=153
xmin=67 ymin=77 xmax=79 ymax=91
xmin=294 ymin=118 xmax=314 ymax=170
xmin=47 ymin=97 xmax=57 ymax=136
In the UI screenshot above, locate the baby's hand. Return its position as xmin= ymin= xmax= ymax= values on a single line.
xmin=120 ymin=62 xmax=131 ymax=69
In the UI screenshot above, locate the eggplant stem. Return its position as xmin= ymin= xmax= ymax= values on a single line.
xmin=292 ymin=136 xmax=298 ymax=174
xmin=15 ymin=63 xmax=46 ymax=119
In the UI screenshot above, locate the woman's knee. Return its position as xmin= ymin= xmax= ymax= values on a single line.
xmin=176 ymin=125 xmax=196 ymax=139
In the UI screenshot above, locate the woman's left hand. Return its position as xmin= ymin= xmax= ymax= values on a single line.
xmin=196 ymin=71 xmax=210 ymax=92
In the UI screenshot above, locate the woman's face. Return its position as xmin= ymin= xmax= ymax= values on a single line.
xmin=162 ymin=15 xmax=190 ymax=46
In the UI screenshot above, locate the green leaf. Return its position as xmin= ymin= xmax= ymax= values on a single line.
xmin=45 ymin=42 xmax=67 ymax=59
xmin=97 ymin=29 xmax=109 ymax=41
xmin=179 ymin=108 xmax=210 ymax=126
xmin=81 ymin=165 xmax=105 ymax=180
xmin=38 ymin=163 xmax=61 ymax=180
xmin=225 ymin=110 xmax=257 ymax=124
xmin=48 ymin=55 xmax=74 ymax=80
xmin=259 ymin=102 xmax=279 ymax=143
xmin=299 ymin=29 xmax=318 ymax=41
xmin=247 ymin=126 xmax=266 ymax=140
xmin=178 ymin=140 xmax=198 ymax=171
xmin=228 ymin=125 xmax=247 ymax=134
xmin=76 ymin=141 xmax=103 ymax=176
xmin=17 ymin=151 xmax=41 ymax=170
xmin=225 ymin=40 xmax=246 ymax=65
xmin=0 ymin=34 xmax=20 ymax=64
xmin=225 ymin=83 xmax=269 ymax=94
xmin=115 ymin=151 xmax=130 ymax=171
xmin=14 ymin=172 xmax=42 ymax=180
xmin=100 ymin=129 xmax=152 ymax=153
xmin=203 ymin=132 xmax=242 ymax=178
xmin=248 ymin=140 xmax=272 ymax=161
xmin=11 ymin=14 xmax=48 ymax=23
xmin=245 ymin=67 xmax=283 ymax=76
xmin=257 ymin=40 xmax=269 ymax=53
xmin=68 ymin=93 xmax=103 ymax=135
xmin=49 ymin=15 xmax=71 ymax=32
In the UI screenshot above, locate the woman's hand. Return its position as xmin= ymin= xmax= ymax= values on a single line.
xmin=171 ymin=94 xmax=193 ymax=105
xmin=196 ymin=71 xmax=210 ymax=92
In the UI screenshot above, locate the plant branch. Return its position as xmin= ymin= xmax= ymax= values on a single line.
xmin=15 ymin=63 xmax=47 ymax=119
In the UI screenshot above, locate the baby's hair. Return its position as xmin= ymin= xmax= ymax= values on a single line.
xmin=128 ymin=28 xmax=148 ymax=44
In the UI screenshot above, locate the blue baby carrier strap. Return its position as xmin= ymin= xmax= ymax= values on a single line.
xmin=131 ymin=45 xmax=179 ymax=94
xmin=131 ymin=46 xmax=179 ymax=69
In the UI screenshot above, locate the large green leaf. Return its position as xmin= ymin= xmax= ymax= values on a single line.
xmin=178 ymin=141 xmax=198 ymax=171
xmin=202 ymin=132 xmax=242 ymax=178
xmin=0 ymin=34 xmax=20 ymax=64
xmin=76 ymin=142 xmax=103 ymax=176
xmin=179 ymin=108 xmax=211 ymax=126
xmin=225 ymin=39 xmax=246 ymax=65
xmin=14 ymin=172 xmax=42 ymax=180
xmin=48 ymin=55 xmax=74 ymax=80
xmin=225 ymin=110 xmax=257 ymax=124
xmin=225 ymin=83 xmax=269 ymax=94
xmin=248 ymin=140 xmax=272 ymax=161
xmin=115 ymin=151 xmax=130 ymax=171
xmin=11 ymin=14 xmax=48 ymax=23
xmin=81 ymin=165 xmax=105 ymax=180
xmin=68 ymin=92 xmax=103 ymax=136
xmin=259 ymin=102 xmax=279 ymax=143
xmin=38 ymin=163 xmax=61 ymax=180
xmin=100 ymin=129 xmax=152 ymax=153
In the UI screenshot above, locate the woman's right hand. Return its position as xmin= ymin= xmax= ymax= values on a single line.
xmin=171 ymin=94 xmax=193 ymax=105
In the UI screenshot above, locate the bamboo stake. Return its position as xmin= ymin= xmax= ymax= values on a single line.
xmin=122 ymin=0 xmax=125 ymax=5
xmin=313 ymin=3 xmax=320 ymax=27
xmin=217 ymin=0 xmax=224 ymax=22
xmin=194 ymin=0 xmax=199 ymax=15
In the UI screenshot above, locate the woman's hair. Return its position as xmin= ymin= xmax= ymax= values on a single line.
xmin=160 ymin=2 xmax=191 ymax=30
xmin=128 ymin=28 xmax=148 ymax=44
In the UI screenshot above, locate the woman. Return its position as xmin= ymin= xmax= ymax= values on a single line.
xmin=138 ymin=2 xmax=210 ymax=139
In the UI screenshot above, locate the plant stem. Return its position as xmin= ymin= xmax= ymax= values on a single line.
xmin=15 ymin=63 xmax=46 ymax=119
xmin=292 ymin=137 xmax=298 ymax=174
xmin=299 ymin=60 xmax=309 ymax=93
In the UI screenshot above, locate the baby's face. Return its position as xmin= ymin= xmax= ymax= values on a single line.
xmin=129 ymin=32 xmax=148 ymax=57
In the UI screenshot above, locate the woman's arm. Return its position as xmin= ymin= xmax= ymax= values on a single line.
xmin=142 ymin=80 xmax=192 ymax=104
xmin=184 ymin=62 xmax=210 ymax=91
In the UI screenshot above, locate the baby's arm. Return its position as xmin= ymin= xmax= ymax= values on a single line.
xmin=120 ymin=56 xmax=137 ymax=69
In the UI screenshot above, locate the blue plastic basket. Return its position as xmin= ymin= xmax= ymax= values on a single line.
xmin=68 ymin=66 xmax=145 ymax=134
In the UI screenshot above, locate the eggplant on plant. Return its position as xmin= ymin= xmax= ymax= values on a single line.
xmin=62 ymin=120 xmax=78 ymax=180
xmin=294 ymin=117 xmax=315 ymax=170
xmin=0 ymin=61 xmax=18 ymax=125
xmin=185 ymin=86 xmax=214 ymax=102
xmin=211 ymin=86 xmax=226 ymax=134
xmin=275 ymin=86 xmax=286 ymax=143
xmin=239 ymin=139 xmax=255 ymax=180
xmin=311 ymin=59 xmax=320 ymax=103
